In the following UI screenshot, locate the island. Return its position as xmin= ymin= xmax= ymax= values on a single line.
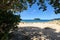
xmin=34 ymin=18 xmax=40 ymax=20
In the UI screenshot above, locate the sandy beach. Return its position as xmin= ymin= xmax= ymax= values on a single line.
xmin=10 ymin=20 xmax=60 ymax=40
xmin=18 ymin=20 xmax=60 ymax=32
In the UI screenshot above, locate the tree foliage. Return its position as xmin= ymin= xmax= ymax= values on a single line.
xmin=0 ymin=9 xmax=20 ymax=40
xmin=0 ymin=0 xmax=60 ymax=13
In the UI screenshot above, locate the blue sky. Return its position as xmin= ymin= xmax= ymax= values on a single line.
xmin=17 ymin=2 xmax=60 ymax=20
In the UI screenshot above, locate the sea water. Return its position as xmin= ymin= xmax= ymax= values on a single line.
xmin=21 ymin=20 xmax=52 ymax=22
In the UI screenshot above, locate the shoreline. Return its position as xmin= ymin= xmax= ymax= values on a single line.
xmin=18 ymin=20 xmax=60 ymax=32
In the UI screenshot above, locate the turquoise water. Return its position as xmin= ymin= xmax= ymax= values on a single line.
xmin=21 ymin=20 xmax=53 ymax=22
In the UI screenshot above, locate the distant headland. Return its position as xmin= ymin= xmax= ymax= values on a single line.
xmin=52 ymin=18 xmax=60 ymax=20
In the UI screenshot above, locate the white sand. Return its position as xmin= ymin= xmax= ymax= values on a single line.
xmin=18 ymin=20 xmax=60 ymax=32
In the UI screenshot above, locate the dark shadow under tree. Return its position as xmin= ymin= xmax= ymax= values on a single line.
xmin=0 ymin=9 xmax=20 ymax=40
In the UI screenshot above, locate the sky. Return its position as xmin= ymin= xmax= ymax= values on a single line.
xmin=17 ymin=2 xmax=60 ymax=20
